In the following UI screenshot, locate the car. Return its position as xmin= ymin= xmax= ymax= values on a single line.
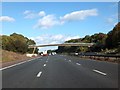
xmin=75 ymin=53 xmax=78 ymax=56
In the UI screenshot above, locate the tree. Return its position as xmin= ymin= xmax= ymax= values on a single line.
xmin=2 ymin=33 xmax=39 ymax=54
xmin=106 ymin=22 xmax=120 ymax=49
xmin=10 ymin=33 xmax=28 ymax=53
xmin=57 ymin=23 xmax=120 ymax=53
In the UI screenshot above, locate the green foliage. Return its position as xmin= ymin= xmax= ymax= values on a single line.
xmin=57 ymin=33 xmax=107 ymax=53
xmin=47 ymin=50 xmax=52 ymax=54
xmin=10 ymin=33 xmax=28 ymax=53
xmin=81 ymin=35 xmax=91 ymax=43
xmin=57 ymin=22 xmax=120 ymax=53
xmin=2 ymin=33 xmax=38 ymax=54
xmin=65 ymin=38 xmax=81 ymax=43
xmin=89 ymin=33 xmax=107 ymax=52
xmin=106 ymin=22 xmax=120 ymax=49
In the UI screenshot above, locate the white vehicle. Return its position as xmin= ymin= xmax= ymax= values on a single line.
xmin=75 ymin=53 xmax=78 ymax=56
xmin=52 ymin=52 xmax=56 ymax=55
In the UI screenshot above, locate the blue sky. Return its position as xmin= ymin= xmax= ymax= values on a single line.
xmin=1 ymin=2 xmax=118 ymax=51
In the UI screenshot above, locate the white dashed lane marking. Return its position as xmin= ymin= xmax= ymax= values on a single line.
xmin=43 ymin=64 xmax=46 ymax=67
xmin=37 ymin=71 xmax=42 ymax=78
xmin=93 ymin=69 xmax=107 ymax=76
xmin=76 ymin=63 xmax=81 ymax=65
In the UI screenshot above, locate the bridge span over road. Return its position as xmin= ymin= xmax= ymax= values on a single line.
xmin=28 ymin=43 xmax=95 ymax=54
xmin=28 ymin=43 xmax=95 ymax=48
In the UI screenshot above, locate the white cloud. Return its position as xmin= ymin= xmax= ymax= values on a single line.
xmin=31 ymin=9 xmax=98 ymax=29
xmin=60 ymin=9 xmax=98 ymax=23
xmin=23 ymin=10 xmax=38 ymax=19
xmin=30 ymin=34 xmax=80 ymax=51
xmin=0 ymin=16 xmax=15 ymax=22
xmin=34 ymin=9 xmax=98 ymax=29
xmin=34 ymin=15 xmax=60 ymax=29
xmin=23 ymin=10 xmax=31 ymax=15
xmin=24 ymin=13 xmax=37 ymax=19
xmin=24 ymin=14 xmax=37 ymax=19
xmin=32 ymin=34 xmax=80 ymax=45
xmin=38 ymin=11 xmax=46 ymax=17
xmin=23 ymin=10 xmax=46 ymax=19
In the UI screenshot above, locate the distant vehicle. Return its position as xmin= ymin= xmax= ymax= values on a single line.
xmin=41 ymin=53 xmax=43 ymax=56
xmin=49 ymin=53 xmax=51 ymax=55
xmin=43 ymin=50 xmax=48 ymax=56
xmin=75 ymin=53 xmax=78 ymax=56
xmin=52 ymin=52 xmax=56 ymax=55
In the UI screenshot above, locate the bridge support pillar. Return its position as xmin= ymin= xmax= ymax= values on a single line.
xmin=32 ymin=47 xmax=36 ymax=54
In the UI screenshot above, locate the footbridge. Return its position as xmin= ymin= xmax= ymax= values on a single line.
xmin=28 ymin=43 xmax=95 ymax=54
xmin=28 ymin=43 xmax=95 ymax=48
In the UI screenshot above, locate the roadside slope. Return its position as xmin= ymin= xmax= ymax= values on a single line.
xmin=1 ymin=50 xmax=36 ymax=68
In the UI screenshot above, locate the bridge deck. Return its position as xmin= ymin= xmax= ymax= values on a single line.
xmin=28 ymin=43 xmax=95 ymax=48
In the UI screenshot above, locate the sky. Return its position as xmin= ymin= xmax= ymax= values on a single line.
xmin=0 ymin=2 xmax=118 ymax=51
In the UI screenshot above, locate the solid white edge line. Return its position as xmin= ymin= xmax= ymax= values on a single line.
xmin=37 ymin=71 xmax=42 ymax=77
xmin=0 ymin=61 xmax=26 ymax=71
xmin=76 ymin=63 xmax=81 ymax=65
xmin=43 ymin=64 xmax=46 ymax=67
xmin=93 ymin=69 xmax=107 ymax=76
xmin=0 ymin=57 xmax=41 ymax=71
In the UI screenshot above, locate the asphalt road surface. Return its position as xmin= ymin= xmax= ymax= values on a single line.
xmin=2 ymin=54 xmax=118 ymax=88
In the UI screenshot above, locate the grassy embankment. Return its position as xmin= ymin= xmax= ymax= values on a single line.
xmin=1 ymin=49 xmax=31 ymax=63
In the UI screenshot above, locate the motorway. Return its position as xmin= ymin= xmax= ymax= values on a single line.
xmin=2 ymin=55 xmax=118 ymax=88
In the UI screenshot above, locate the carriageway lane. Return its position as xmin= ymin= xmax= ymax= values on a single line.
xmin=59 ymin=55 xmax=118 ymax=82
xmin=36 ymin=55 xmax=118 ymax=88
xmin=2 ymin=55 xmax=118 ymax=88
xmin=2 ymin=56 xmax=48 ymax=88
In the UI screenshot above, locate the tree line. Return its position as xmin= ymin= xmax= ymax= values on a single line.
xmin=56 ymin=22 xmax=120 ymax=54
xmin=1 ymin=33 xmax=38 ymax=54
